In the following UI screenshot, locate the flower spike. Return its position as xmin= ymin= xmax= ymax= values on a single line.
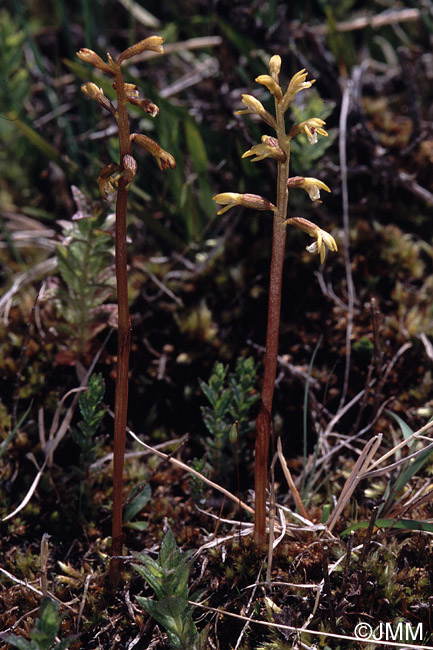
xmin=77 ymin=35 xmax=175 ymax=588
xmin=212 ymin=55 xmax=336 ymax=547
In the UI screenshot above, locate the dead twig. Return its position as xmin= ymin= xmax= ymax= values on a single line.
xmin=310 ymin=8 xmax=422 ymax=35
xmin=122 ymin=418 xmax=255 ymax=517
xmin=277 ymin=437 xmax=310 ymax=520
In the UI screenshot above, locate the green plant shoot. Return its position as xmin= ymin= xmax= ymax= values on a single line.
xmin=132 ymin=529 xmax=202 ymax=650
xmin=0 ymin=597 xmax=75 ymax=650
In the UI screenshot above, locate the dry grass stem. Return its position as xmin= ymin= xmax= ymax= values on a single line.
xmin=277 ymin=437 xmax=310 ymax=520
xmin=326 ymin=433 xmax=382 ymax=532
xmin=126 ymin=424 xmax=255 ymax=516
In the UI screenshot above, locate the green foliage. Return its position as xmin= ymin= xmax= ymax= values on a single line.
xmin=0 ymin=10 xmax=30 ymax=117
xmin=378 ymin=412 xmax=433 ymax=517
xmin=342 ymin=412 xmax=433 ymax=535
xmin=188 ymin=455 xmax=211 ymax=503
xmin=123 ymin=482 xmax=151 ymax=531
xmin=0 ymin=9 xmax=33 ymax=193
xmin=53 ymin=186 xmax=115 ymax=356
xmin=132 ymin=529 xmax=201 ymax=650
xmin=72 ymin=373 xmax=105 ymax=516
xmin=184 ymin=118 xmax=215 ymax=222
xmin=199 ymin=356 xmax=259 ymax=474
xmin=342 ymin=518 xmax=433 ymax=537
xmin=73 ymin=373 xmax=105 ymax=466
xmin=0 ymin=404 xmax=31 ymax=464
xmin=0 ymin=597 xmax=75 ymax=650
xmin=317 ymin=0 xmax=357 ymax=20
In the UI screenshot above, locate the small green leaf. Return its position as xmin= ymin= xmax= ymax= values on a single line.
xmin=0 ymin=633 xmax=33 ymax=650
xmin=341 ymin=518 xmax=433 ymax=537
xmin=125 ymin=520 xmax=148 ymax=531
xmin=123 ymin=484 xmax=151 ymax=523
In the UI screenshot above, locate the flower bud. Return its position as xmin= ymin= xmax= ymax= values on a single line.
xmin=235 ymin=94 xmax=277 ymax=129
xmin=213 ymin=192 xmax=275 ymax=215
xmin=76 ymin=48 xmax=114 ymax=76
xmin=269 ymin=55 xmax=281 ymax=80
xmin=117 ymin=36 xmax=164 ymax=65
xmin=81 ymin=82 xmax=104 ymax=101
xmin=81 ymin=82 xmax=116 ymax=116
xmin=122 ymin=154 xmax=137 ymax=187
xmin=255 ymin=74 xmax=283 ymax=100
xmin=130 ymin=133 xmax=176 ymax=171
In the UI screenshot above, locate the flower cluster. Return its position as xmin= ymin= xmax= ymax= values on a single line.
xmin=77 ymin=37 xmax=176 ymax=200
xmin=213 ymin=56 xmax=336 ymax=264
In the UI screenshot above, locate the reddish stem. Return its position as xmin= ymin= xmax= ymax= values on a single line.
xmin=109 ymin=63 xmax=132 ymax=586
xmin=254 ymin=148 xmax=289 ymax=546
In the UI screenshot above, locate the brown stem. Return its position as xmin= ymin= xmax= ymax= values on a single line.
xmin=109 ymin=63 xmax=132 ymax=587
xmin=254 ymin=104 xmax=290 ymax=546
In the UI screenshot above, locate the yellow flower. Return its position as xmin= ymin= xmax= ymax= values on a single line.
xmin=286 ymin=217 xmax=338 ymax=263
xmin=288 ymin=118 xmax=328 ymax=145
xmin=282 ymin=69 xmax=315 ymax=111
xmin=213 ymin=192 xmax=276 ymax=215
xmin=255 ymin=74 xmax=283 ymax=100
xmin=235 ymin=95 xmax=277 ymax=129
xmin=307 ymin=229 xmax=338 ymax=263
xmin=242 ymin=136 xmax=286 ymax=163
xmin=287 ymin=176 xmax=331 ymax=202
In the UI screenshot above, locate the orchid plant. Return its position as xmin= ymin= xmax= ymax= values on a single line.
xmin=214 ymin=58 xmax=337 ymax=546
xmin=77 ymin=36 xmax=175 ymax=585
